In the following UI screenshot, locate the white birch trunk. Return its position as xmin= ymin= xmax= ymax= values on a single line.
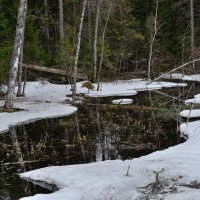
xmin=5 ymin=0 xmax=27 ymax=108
xmin=17 ymin=1 xmax=27 ymax=96
xmin=93 ymin=0 xmax=101 ymax=82
xmin=72 ymin=0 xmax=87 ymax=100
xmin=58 ymin=0 xmax=64 ymax=40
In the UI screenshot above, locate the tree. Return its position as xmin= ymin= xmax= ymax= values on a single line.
xmin=190 ymin=0 xmax=195 ymax=70
xmin=147 ymin=0 xmax=159 ymax=80
xmin=93 ymin=0 xmax=101 ymax=82
xmin=58 ymin=0 xmax=64 ymax=40
xmin=72 ymin=0 xmax=87 ymax=100
xmin=97 ymin=1 xmax=112 ymax=91
xmin=4 ymin=0 xmax=27 ymax=109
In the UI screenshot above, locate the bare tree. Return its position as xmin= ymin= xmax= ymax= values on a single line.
xmin=44 ymin=0 xmax=51 ymax=55
xmin=97 ymin=1 xmax=112 ymax=91
xmin=58 ymin=0 xmax=64 ymax=40
xmin=4 ymin=0 xmax=27 ymax=109
xmin=147 ymin=0 xmax=164 ymax=80
xmin=93 ymin=0 xmax=101 ymax=82
xmin=190 ymin=0 xmax=195 ymax=70
xmin=72 ymin=0 xmax=87 ymax=100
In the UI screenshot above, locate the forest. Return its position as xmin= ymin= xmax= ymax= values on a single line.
xmin=1 ymin=0 xmax=200 ymax=200
xmin=0 ymin=0 xmax=199 ymax=86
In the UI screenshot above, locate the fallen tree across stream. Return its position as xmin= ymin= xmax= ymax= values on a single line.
xmin=22 ymin=64 xmax=87 ymax=80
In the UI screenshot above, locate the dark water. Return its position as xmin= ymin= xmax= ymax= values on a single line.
xmin=0 ymin=87 xmax=193 ymax=200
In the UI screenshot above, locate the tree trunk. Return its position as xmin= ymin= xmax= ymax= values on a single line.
xmin=58 ymin=0 xmax=64 ymax=40
xmin=17 ymin=42 xmax=24 ymax=97
xmin=87 ymin=0 xmax=92 ymax=52
xmin=44 ymin=0 xmax=51 ymax=55
xmin=147 ymin=0 xmax=158 ymax=80
xmin=190 ymin=0 xmax=195 ymax=70
xmin=72 ymin=0 xmax=87 ymax=100
xmin=4 ymin=0 xmax=27 ymax=109
xmin=17 ymin=2 xmax=27 ymax=97
xmin=97 ymin=2 xmax=112 ymax=91
xmin=93 ymin=0 xmax=101 ymax=82
xmin=44 ymin=0 xmax=50 ymax=40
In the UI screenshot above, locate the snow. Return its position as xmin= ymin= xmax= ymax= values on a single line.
xmin=163 ymin=73 xmax=200 ymax=82
xmin=84 ymin=80 xmax=186 ymax=97
xmin=20 ymin=119 xmax=200 ymax=200
xmin=112 ymin=99 xmax=133 ymax=105
xmin=0 ymin=79 xmax=195 ymax=199
xmin=19 ymin=86 xmax=200 ymax=200
xmin=185 ymin=94 xmax=200 ymax=104
xmin=180 ymin=109 xmax=200 ymax=118
xmin=0 ymin=79 xmax=185 ymax=134
xmin=0 ymin=81 xmax=77 ymax=133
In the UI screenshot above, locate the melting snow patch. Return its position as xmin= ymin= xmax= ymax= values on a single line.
xmin=112 ymin=99 xmax=133 ymax=105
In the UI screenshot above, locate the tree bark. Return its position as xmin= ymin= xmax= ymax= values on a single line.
xmin=4 ymin=0 xmax=27 ymax=109
xmin=58 ymin=0 xmax=64 ymax=40
xmin=93 ymin=0 xmax=101 ymax=82
xmin=72 ymin=0 xmax=87 ymax=100
xmin=97 ymin=2 xmax=112 ymax=91
xmin=17 ymin=1 xmax=27 ymax=97
xmin=44 ymin=0 xmax=50 ymax=40
xmin=147 ymin=0 xmax=158 ymax=80
xmin=190 ymin=0 xmax=195 ymax=70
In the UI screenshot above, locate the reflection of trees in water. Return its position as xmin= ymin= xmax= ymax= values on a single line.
xmin=0 ymin=103 xmax=178 ymax=172
xmin=0 ymin=177 xmax=10 ymax=200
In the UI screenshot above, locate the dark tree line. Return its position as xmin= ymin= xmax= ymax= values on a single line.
xmin=1 ymin=0 xmax=200 ymax=107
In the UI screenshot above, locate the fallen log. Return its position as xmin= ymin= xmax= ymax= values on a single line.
xmin=23 ymin=64 xmax=87 ymax=80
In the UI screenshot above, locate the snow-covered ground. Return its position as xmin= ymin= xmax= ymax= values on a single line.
xmin=0 ymin=80 xmax=185 ymax=134
xmin=20 ymin=119 xmax=200 ymax=200
xmin=2 ymin=79 xmax=197 ymax=199
xmin=163 ymin=73 xmax=200 ymax=82
xmin=0 ymin=81 xmax=77 ymax=133
xmin=180 ymin=109 xmax=200 ymax=118
xmin=16 ymin=80 xmax=200 ymax=200
xmin=86 ymin=79 xmax=186 ymax=97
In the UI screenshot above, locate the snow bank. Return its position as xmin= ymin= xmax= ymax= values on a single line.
xmin=20 ymin=120 xmax=200 ymax=199
xmin=84 ymin=80 xmax=186 ymax=97
xmin=1 ymin=79 xmax=194 ymax=199
xmin=0 ymin=82 xmax=77 ymax=133
xmin=112 ymin=99 xmax=133 ymax=105
xmin=20 ymin=121 xmax=200 ymax=200
xmin=163 ymin=73 xmax=200 ymax=82
xmin=0 ymin=79 xmax=185 ymax=133
xmin=180 ymin=109 xmax=200 ymax=118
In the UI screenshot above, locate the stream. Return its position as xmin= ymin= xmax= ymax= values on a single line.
xmin=0 ymin=86 xmax=196 ymax=200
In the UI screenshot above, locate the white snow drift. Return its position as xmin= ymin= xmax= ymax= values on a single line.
xmin=20 ymin=119 xmax=200 ymax=200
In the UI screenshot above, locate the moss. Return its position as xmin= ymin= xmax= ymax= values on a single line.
xmin=81 ymin=81 xmax=94 ymax=90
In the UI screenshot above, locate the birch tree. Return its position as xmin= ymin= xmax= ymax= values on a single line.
xmin=72 ymin=0 xmax=87 ymax=100
xmin=4 ymin=0 xmax=27 ymax=109
xmin=93 ymin=0 xmax=101 ymax=82
xmin=17 ymin=0 xmax=27 ymax=96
